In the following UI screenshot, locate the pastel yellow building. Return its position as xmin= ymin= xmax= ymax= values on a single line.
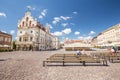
xmin=93 ymin=24 xmax=120 ymax=47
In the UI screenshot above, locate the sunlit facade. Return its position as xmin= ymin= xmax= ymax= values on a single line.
xmin=92 ymin=24 xmax=120 ymax=47
xmin=0 ymin=31 xmax=12 ymax=50
xmin=16 ymin=9 xmax=60 ymax=51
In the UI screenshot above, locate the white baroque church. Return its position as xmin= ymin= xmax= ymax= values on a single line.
xmin=16 ymin=9 xmax=60 ymax=51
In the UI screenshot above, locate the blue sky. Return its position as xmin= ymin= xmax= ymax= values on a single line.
xmin=0 ymin=0 xmax=120 ymax=42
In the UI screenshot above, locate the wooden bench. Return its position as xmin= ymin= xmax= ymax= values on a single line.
xmin=43 ymin=59 xmax=107 ymax=66
xmin=109 ymin=55 xmax=120 ymax=63
xmin=43 ymin=54 xmax=108 ymax=66
xmin=43 ymin=60 xmax=85 ymax=66
xmin=91 ymin=53 xmax=120 ymax=63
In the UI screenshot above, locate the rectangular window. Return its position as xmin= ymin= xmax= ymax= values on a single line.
xmin=5 ymin=37 xmax=7 ymax=42
xmin=0 ymin=37 xmax=3 ymax=41
xmin=37 ymin=38 xmax=39 ymax=42
xmin=20 ymin=31 xmax=22 ymax=34
xmin=31 ymin=31 xmax=33 ymax=33
xmin=0 ymin=37 xmax=3 ymax=44
xmin=24 ymin=37 xmax=28 ymax=42
xmin=8 ymin=38 xmax=11 ymax=42
xmin=30 ymin=37 xmax=33 ymax=41
xmin=19 ymin=37 xmax=21 ymax=42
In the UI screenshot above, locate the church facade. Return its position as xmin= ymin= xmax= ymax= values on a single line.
xmin=16 ymin=9 xmax=60 ymax=51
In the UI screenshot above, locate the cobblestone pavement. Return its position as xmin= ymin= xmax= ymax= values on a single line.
xmin=0 ymin=50 xmax=120 ymax=80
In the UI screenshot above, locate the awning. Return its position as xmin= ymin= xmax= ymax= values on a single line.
xmin=63 ymin=42 xmax=92 ymax=48
xmin=3 ymin=45 xmax=10 ymax=47
xmin=0 ymin=45 xmax=2 ymax=47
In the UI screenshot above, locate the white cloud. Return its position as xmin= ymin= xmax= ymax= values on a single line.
xmin=15 ymin=37 xmax=17 ymax=40
xmin=41 ymin=9 xmax=47 ymax=16
xmin=70 ymin=23 xmax=75 ymax=25
xmin=85 ymin=36 xmax=92 ymax=39
xmin=10 ymin=30 xmax=15 ymax=34
xmin=89 ymin=31 xmax=95 ymax=35
xmin=73 ymin=12 xmax=78 ymax=14
xmin=52 ymin=17 xmax=61 ymax=24
xmin=61 ymin=23 xmax=68 ymax=27
xmin=65 ymin=37 xmax=69 ymax=40
xmin=52 ymin=16 xmax=71 ymax=25
xmin=75 ymin=31 xmax=80 ymax=35
xmin=50 ymin=26 xmax=53 ymax=29
xmin=60 ymin=16 xmax=71 ymax=20
xmin=0 ymin=12 xmax=6 ymax=17
xmin=1 ymin=30 xmax=6 ymax=33
xmin=54 ymin=17 xmax=61 ymax=21
xmin=52 ymin=21 xmax=57 ymax=24
xmin=38 ymin=9 xmax=47 ymax=19
xmin=62 ymin=28 xmax=71 ymax=34
xmin=52 ymin=28 xmax=72 ymax=37
xmin=78 ymin=36 xmax=92 ymax=40
xmin=45 ymin=23 xmax=53 ymax=29
xmin=35 ymin=18 xmax=37 ymax=21
xmin=52 ymin=28 xmax=72 ymax=36
xmin=27 ymin=6 xmax=31 ymax=9
xmin=26 ymin=6 xmax=36 ymax=10
xmin=32 ymin=8 xmax=36 ymax=10
xmin=78 ymin=36 xmax=84 ymax=39
xmin=39 ymin=15 xmax=43 ymax=19
xmin=52 ymin=31 xmax=63 ymax=36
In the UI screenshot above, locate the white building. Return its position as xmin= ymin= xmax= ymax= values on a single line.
xmin=92 ymin=23 xmax=120 ymax=47
xmin=52 ymin=36 xmax=60 ymax=49
xmin=16 ymin=9 xmax=60 ymax=51
xmin=63 ymin=39 xmax=92 ymax=51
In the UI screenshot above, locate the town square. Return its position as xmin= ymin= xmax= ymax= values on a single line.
xmin=1 ymin=0 xmax=120 ymax=80
xmin=0 ymin=50 xmax=120 ymax=80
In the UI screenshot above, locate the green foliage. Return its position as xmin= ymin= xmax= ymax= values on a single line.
xmin=94 ymin=45 xmax=101 ymax=48
xmin=65 ymin=47 xmax=92 ymax=51
xmin=12 ymin=41 xmax=16 ymax=50
xmin=0 ymin=49 xmax=13 ymax=52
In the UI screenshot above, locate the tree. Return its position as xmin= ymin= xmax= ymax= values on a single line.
xmin=12 ymin=41 xmax=16 ymax=50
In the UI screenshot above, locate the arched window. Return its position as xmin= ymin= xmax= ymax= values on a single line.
xmin=19 ymin=25 xmax=21 ymax=27
xmin=32 ymin=24 xmax=34 ymax=27
xmin=24 ymin=37 xmax=28 ymax=42
xmin=19 ymin=37 xmax=22 ymax=41
xmin=30 ymin=37 xmax=33 ymax=41
xmin=26 ymin=17 xmax=29 ymax=22
xmin=29 ymin=21 xmax=32 ymax=27
xmin=31 ymin=30 xmax=33 ymax=33
xmin=20 ymin=31 xmax=22 ymax=34
xmin=22 ymin=21 xmax=24 ymax=27
xmin=26 ymin=23 xmax=28 ymax=27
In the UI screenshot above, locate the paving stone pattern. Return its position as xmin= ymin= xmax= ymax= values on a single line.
xmin=0 ymin=50 xmax=120 ymax=80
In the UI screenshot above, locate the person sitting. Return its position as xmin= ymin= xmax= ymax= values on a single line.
xmin=111 ymin=48 xmax=116 ymax=55
xmin=76 ymin=49 xmax=81 ymax=56
xmin=82 ymin=49 xmax=85 ymax=54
